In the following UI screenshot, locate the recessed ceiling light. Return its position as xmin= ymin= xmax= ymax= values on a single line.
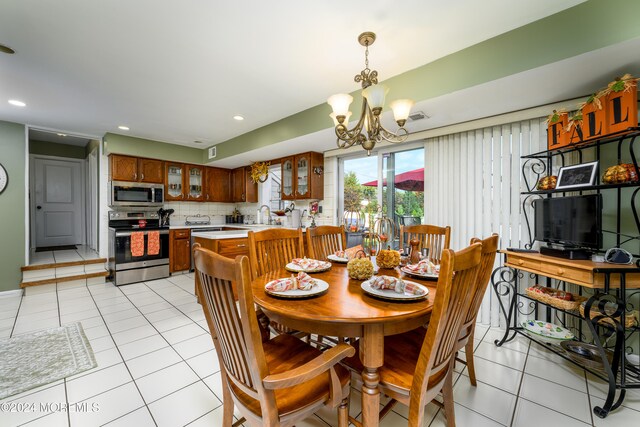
xmin=0 ymin=44 xmax=15 ymax=54
xmin=57 ymin=133 xmax=67 ymax=137
xmin=118 ymin=126 xmax=130 ymax=131
xmin=8 ymin=99 xmax=26 ymax=107
xmin=233 ymin=115 xmax=244 ymax=121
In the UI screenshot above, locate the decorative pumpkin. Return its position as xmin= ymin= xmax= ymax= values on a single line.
xmin=347 ymin=253 xmax=374 ymax=280
xmin=537 ymin=176 xmax=557 ymax=191
xmin=376 ymin=248 xmax=401 ymax=269
xmin=603 ymin=164 xmax=638 ymax=184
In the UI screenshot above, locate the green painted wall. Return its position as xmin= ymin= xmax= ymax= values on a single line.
xmin=0 ymin=121 xmax=25 ymax=292
xmin=29 ymin=140 xmax=86 ymax=159
xmin=104 ymin=133 xmax=202 ymax=164
xmin=85 ymin=139 xmax=100 ymax=157
xmin=209 ymin=0 xmax=640 ymax=161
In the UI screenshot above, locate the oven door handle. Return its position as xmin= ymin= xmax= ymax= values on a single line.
xmin=115 ymin=229 xmax=170 ymax=237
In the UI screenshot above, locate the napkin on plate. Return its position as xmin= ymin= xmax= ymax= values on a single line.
xmin=334 ymin=245 xmax=364 ymax=260
xmin=266 ymin=272 xmax=316 ymax=292
xmin=403 ymin=259 xmax=439 ymax=275
xmin=369 ymin=275 xmax=426 ymax=296
xmin=291 ymin=257 xmax=329 ymax=270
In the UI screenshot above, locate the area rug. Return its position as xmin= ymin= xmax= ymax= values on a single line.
xmin=0 ymin=322 xmax=97 ymax=399
xmin=35 ymin=244 xmax=77 ymax=252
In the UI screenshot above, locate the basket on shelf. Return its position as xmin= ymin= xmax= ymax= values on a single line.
xmin=525 ymin=286 xmax=587 ymax=311
xmin=579 ymin=304 xmax=639 ymax=329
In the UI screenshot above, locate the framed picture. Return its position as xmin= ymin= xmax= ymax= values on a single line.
xmin=556 ymin=161 xmax=599 ymax=190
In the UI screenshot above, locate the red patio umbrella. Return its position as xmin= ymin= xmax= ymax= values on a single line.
xmin=362 ymin=168 xmax=424 ymax=191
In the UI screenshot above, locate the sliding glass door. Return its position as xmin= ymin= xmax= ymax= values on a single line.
xmin=340 ymin=146 xmax=424 ymax=249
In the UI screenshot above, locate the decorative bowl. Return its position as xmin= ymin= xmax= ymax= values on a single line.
xmin=521 ymin=319 xmax=574 ymax=345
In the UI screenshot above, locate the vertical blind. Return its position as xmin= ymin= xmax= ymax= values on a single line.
xmin=424 ymin=117 xmax=547 ymax=327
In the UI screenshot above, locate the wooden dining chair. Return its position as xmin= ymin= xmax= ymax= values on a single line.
xmin=194 ymin=246 xmax=355 ymax=427
xmin=399 ymin=224 xmax=451 ymax=264
xmin=306 ymin=225 xmax=347 ymax=260
xmin=247 ymin=228 xmax=305 ymax=279
xmin=248 ymin=228 xmax=305 ymax=336
xmin=455 ymin=233 xmax=499 ymax=386
xmin=342 ymin=242 xmax=482 ymax=427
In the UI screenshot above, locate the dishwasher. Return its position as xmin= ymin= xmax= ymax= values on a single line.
xmin=188 ymin=216 xmax=223 ymax=271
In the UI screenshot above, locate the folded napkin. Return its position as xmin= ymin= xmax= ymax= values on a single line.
xmin=265 ymin=272 xmax=316 ymax=292
xmin=334 ymin=245 xmax=364 ymax=260
xmin=291 ymin=257 xmax=329 ymax=270
xmin=369 ymin=275 xmax=426 ymax=296
xmin=404 ymin=259 xmax=439 ymax=275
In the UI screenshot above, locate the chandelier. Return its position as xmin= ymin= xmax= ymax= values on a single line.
xmin=327 ymin=32 xmax=414 ymax=156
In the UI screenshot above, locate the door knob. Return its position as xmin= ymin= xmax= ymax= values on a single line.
xmin=36 ymin=205 xmax=42 ymax=210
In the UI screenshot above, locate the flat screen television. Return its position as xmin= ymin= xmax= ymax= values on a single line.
xmin=533 ymin=194 xmax=602 ymax=250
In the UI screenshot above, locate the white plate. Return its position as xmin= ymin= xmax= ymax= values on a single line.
xmin=264 ymin=279 xmax=329 ymax=299
xmin=360 ymin=278 xmax=429 ymax=301
xmin=285 ymin=261 xmax=332 ymax=273
xmin=521 ymin=319 xmax=574 ymax=344
xmin=400 ymin=266 xmax=439 ymax=279
xmin=327 ymin=254 xmax=349 ymax=263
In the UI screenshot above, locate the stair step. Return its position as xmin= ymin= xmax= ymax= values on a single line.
xmin=20 ymin=271 xmax=109 ymax=288
xmin=22 ymin=258 xmax=107 ymax=272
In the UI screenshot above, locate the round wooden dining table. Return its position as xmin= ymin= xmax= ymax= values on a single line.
xmin=251 ymin=263 xmax=437 ymax=427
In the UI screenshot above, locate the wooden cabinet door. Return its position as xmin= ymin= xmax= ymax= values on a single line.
xmin=170 ymin=229 xmax=191 ymax=272
xmin=165 ymin=163 xmax=185 ymax=201
xmin=207 ymin=167 xmax=231 ymax=202
xmin=231 ymin=168 xmax=245 ymax=202
xmin=281 ymin=157 xmax=295 ymax=200
xmin=294 ymin=153 xmax=310 ymax=199
xmin=244 ymin=167 xmax=258 ymax=203
xmin=185 ymin=165 xmax=204 ymax=202
xmin=308 ymin=151 xmax=324 ymax=200
xmin=137 ymin=158 xmax=164 ymax=183
xmin=110 ymin=155 xmax=138 ymax=182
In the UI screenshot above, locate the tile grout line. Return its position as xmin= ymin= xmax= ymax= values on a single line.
xmin=584 ymin=371 xmax=596 ymax=427
xmin=8 ymin=292 xmax=25 ymax=338
xmin=101 ymin=280 xmax=223 ymax=419
xmin=508 ymin=338 xmax=530 ymax=427
xmin=83 ymin=283 xmax=159 ymax=427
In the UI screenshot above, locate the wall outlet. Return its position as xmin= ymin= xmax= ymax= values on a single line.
xmin=318 ymin=206 xmax=322 ymax=213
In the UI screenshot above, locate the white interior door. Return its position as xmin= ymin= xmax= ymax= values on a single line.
xmin=34 ymin=157 xmax=84 ymax=247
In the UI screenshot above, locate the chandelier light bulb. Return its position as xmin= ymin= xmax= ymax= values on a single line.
xmin=327 ymin=93 xmax=353 ymax=118
xmin=390 ymin=99 xmax=415 ymax=125
xmin=362 ymin=84 xmax=389 ymax=112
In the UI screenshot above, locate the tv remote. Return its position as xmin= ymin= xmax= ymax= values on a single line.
xmin=507 ymin=248 xmax=538 ymax=253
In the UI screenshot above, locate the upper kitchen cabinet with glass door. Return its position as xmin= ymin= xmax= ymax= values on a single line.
xmin=165 ymin=162 xmax=185 ymax=201
xmin=281 ymin=157 xmax=295 ymax=200
xmin=186 ymin=165 xmax=204 ymax=201
xmin=281 ymin=152 xmax=324 ymax=200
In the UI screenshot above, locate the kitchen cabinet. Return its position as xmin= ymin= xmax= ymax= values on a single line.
xmin=205 ymin=167 xmax=231 ymax=202
xmin=185 ymin=165 xmax=205 ymax=201
xmin=165 ymin=162 xmax=186 ymax=201
xmin=280 ymin=151 xmax=324 ymax=200
xmin=110 ymin=154 xmax=164 ymax=183
xmin=170 ymin=228 xmax=191 ymax=272
xmin=231 ymin=167 xmax=257 ymax=203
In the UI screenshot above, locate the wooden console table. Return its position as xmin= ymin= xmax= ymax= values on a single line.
xmin=493 ymin=250 xmax=640 ymax=419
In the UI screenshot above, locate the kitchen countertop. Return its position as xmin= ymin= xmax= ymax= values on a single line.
xmin=191 ymin=225 xmax=305 ymax=240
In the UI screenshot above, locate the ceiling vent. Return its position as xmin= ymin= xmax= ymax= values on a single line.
xmin=408 ymin=111 xmax=429 ymax=122
xmin=208 ymin=146 xmax=217 ymax=159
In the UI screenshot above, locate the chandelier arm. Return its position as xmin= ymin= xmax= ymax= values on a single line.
xmin=378 ymin=124 xmax=409 ymax=144
xmin=335 ymin=99 xmax=369 ymax=143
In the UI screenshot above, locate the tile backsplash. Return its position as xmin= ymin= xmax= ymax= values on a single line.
xmin=164 ymin=201 xmax=259 ymax=225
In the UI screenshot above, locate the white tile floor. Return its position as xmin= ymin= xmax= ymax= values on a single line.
xmin=1 ymin=274 xmax=638 ymax=427
xmin=29 ymin=245 xmax=101 ymax=266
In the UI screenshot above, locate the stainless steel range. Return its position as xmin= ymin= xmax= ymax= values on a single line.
xmin=108 ymin=210 xmax=170 ymax=286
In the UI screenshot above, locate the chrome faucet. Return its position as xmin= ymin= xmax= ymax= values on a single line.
xmin=259 ymin=205 xmax=271 ymax=225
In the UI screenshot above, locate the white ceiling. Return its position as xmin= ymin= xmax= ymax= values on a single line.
xmin=0 ymin=0 xmax=585 ymax=148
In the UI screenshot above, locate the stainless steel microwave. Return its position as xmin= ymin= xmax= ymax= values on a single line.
xmin=109 ymin=181 xmax=164 ymax=207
